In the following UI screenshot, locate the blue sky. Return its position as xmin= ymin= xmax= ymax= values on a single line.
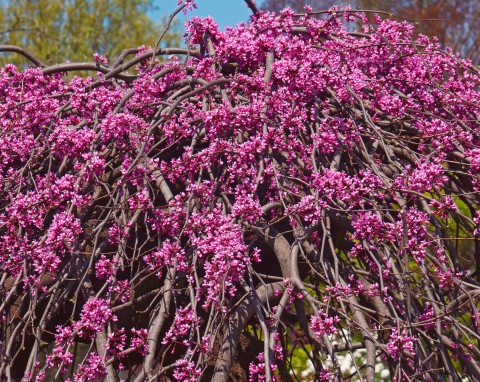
xmin=149 ymin=0 xmax=266 ymax=30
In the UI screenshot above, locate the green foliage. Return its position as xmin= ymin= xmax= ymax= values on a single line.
xmin=425 ymin=191 xmax=476 ymax=272
xmin=0 ymin=0 xmax=181 ymax=66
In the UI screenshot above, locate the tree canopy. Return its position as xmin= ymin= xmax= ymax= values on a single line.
xmin=1 ymin=2 xmax=480 ymax=381
xmin=0 ymin=0 xmax=181 ymax=67
xmin=260 ymin=0 xmax=480 ymax=63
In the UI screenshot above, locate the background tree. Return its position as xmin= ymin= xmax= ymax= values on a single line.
xmin=260 ymin=0 xmax=480 ymax=63
xmin=1 ymin=1 xmax=480 ymax=381
xmin=0 ymin=0 xmax=181 ymax=67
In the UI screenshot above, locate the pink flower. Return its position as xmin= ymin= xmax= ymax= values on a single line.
xmin=131 ymin=328 xmax=148 ymax=356
xmin=173 ymin=358 xmax=201 ymax=381
xmin=74 ymin=353 xmax=106 ymax=382
xmin=310 ymin=312 xmax=340 ymax=338
xmin=76 ymin=298 xmax=116 ymax=338
xmin=162 ymin=307 xmax=199 ymax=346
xmin=386 ymin=328 xmax=417 ymax=362
xmin=93 ymin=53 xmax=108 ymax=65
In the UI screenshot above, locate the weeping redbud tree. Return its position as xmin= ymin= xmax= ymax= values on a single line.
xmin=1 ymin=1 xmax=480 ymax=381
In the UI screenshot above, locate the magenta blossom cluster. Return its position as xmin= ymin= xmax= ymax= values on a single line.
xmin=310 ymin=311 xmax=341 ymax=338
xmin=386 ymin=328 xmax=417 ymax=366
